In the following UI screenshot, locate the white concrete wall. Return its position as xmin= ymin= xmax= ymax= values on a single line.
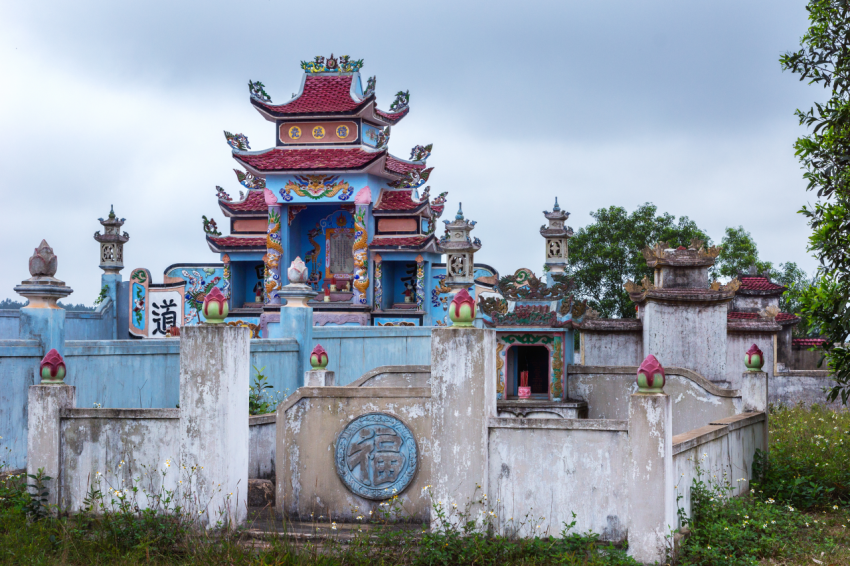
xmin=568 ymin=366 xmax=741 ymax=436
xmin=643 ymin=302 xmax=728 ymax=383
xmin=58 ymin=409 xmax=180 ymax=512
xmin=488 ymin=419 xmax=629 ymax=541
xmin=581 ymin=332 xmax=643 ymax=366
xmin=672 ymin=413 xmax=766 ymax=526
xmin=249 ymin=415 xmax=276 ymax=481
xmin=726 ymin=332 xmax=775 ymax=389
xmin=771 ymin=372 xmax=846 ymax=409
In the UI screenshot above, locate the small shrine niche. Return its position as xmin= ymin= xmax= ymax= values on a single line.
xmin=540 ymin=198 xmax=572 ymax=273
xmin=507 ymin=345 xmax=550 ymax=397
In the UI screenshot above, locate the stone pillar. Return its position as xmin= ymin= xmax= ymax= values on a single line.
xmin=741 ymin=370 xmax=769 ymax=457
xmin=304 ymin=370 xmax=335 ymax=386
xmin=627 ymin=355 xmax=675 ymax=564
xmin=27 ymin=350 xmax=75 ymax=508
xmin=15 ymin=240 xmax=73 ymax=358
xmin=179 ymin=325 xmax=250 ymax=528
xmin=430 ymin=327 xmax=496 ymax=530
xmin=271 ymin=260 xmax=316 ymax=386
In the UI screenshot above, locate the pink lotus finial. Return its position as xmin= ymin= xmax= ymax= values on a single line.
xmin=310 ymin=344 xmax=329 ymax=369
xmin=449 ymin=288 xmax=476 ymax=327
xmin=354 ymin=186 xmax=372 ymax=205
xmin=202 ymin=286 xmax=228 ymax=323
xmin=745 ymin=343 xmax=765 ymax=371
xmin=39 ymin=348 xmax=66 ymax=384
xmin=636 ymin=354 xmax=666 ymax=392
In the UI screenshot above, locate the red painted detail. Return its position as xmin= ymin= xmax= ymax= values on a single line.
xmin=369 ymin=235 xmax=430 ymax=247
xmin=727 ymin=311 xmax=799 ymax=322
xmin=203 ymin=287 xmax=227 ymax=318
xmin=792 ymin=338 xmax=827 ymax=347
xmin=236 ymin=148 xmax=382 ymax=172
xmin=745 ymin=343 xmax=764 ymax=367
xmin=677 ymin=246 xmax=686 ymax=250
xmin=374 ymin=189 xmax=419 ymax=211
xmin=40 ymin=348 xmax=66 ymax=379
xmin=224 ymin=190 xmax=267 ymax=212
xmin=385 ymin=155 xmax=425 ymax=175
xmin=253 ymin=75 xmax=364 ymax=115
xmin=739 ymin=276 xmax=785 ymax=291
xmin=208 ymin=236 xmax=266 ymax=248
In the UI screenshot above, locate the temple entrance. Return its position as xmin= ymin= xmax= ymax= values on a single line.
xmin=508 ymin=345 xmax=550 ymax=398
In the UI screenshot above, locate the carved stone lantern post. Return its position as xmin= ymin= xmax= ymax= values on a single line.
xmin=93 ymin=205 xmax=130 ymax=274
xmin=540 ymin=197 xmax=572 ymax=274
xmin=438 ymin=203 xmax=481 ymax=289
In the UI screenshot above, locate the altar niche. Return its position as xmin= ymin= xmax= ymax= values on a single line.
xmin=507 ymin=346 xmax=550 ymax=398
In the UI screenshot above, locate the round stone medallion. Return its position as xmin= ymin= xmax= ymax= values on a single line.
xmin=334 ymin=412 xmax=418 ymax=500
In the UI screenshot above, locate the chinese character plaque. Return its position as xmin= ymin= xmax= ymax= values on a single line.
xmin=334 ymin=412 xmax=418 ymax=500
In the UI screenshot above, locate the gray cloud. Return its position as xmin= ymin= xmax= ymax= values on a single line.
xmin=0 ymin=0 xmax=820 ymax=303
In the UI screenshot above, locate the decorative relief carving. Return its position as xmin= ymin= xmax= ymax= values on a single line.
xmin=281 ymin=175 xmax=352 ymax=201
xmin=496 ymin=269 xmax=573 ymax=301
xmin=551 ymin=336 xmax=564 ymax=399
xmin=501 ymin=334 xmax=554 ymax=345
xmin=496 ymin=342 xmax=505 ymax=399
xmin=234 ymin=169 xmax=266 ymax=190
xmin=759 ymin=305 xmax=780 ymax=320
xmin=224 ymin=131 xmax=250 ymax=151
xmin=334 ymin=413 xmax=418 ymax=500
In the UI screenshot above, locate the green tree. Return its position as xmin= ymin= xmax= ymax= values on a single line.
xmin=781 ymin=0 xmax=850 ymax=403
xmin=715 ymin=226 xmax=773 ymax=279
xmin=566 ymin=203 xmax=710 ymax=318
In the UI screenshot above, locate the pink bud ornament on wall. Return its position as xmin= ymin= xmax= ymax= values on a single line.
xmin=39 ymin=349 xmax=66 ymax=384
xmin=448 ymin=288 xmax=475 ymax=327
xmin=744 ymin=344 xmax=765 ymax=372
xmin=310 ymin=344 xmax=329 ymax=370
xmin=202 ymin=286 xmax=228 ymax=324
xmin=636 ymin=354 xmax=666 ymax=393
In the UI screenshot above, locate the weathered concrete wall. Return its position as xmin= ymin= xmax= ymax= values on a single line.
xmin=65 ymin=305 xmax=114 ymax=341
xmin=276 ymin=387 xmax=432 ymax=522
xmin=28 ymin=385 xmax=76 ymax=507
xmin=726 ymin=332 xmax=775 ymax=389
xmin=312 ymin=327 xmax=431 ymax=386
xmin=581 ymin=331 xmax=643 ymax=367
xmin=771 ymin=371 xmax=846 ymax=409
xmin=568 ymin=365 xmax=741 ymax=436
xmin=58 ymin=408 xmax=180 ymax=511
xmin=249 ymin=414 xmax=276 ymax=481
xmin=488 ymin=418 xmax=629 ymax=541
xmin=733 ymin=295 xmax=776 ymax=313
xmin=350 ymin=365 xmax=431 ymax=388
xmin=790 ymin=345 xmax=826 ymax=371
xmin=673 ymin=412 xmax=766 ymax=525
xmin=0 ymin=340 xmax=41 ymax=469
xmin=643 ymin=301 xmax=728 ymax=383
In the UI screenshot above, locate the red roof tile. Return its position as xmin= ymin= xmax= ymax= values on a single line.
xmin=375 ymin=107 xmax=410 ymax=123
xmin=236 ymin=148 xmax=383 ymax=172
xmin=727 ymin=311 xmax=800 ymax=323
xmin=252 ymin=75 xmax=366 ymax=115
xmin=207 ymin=236 xmax=265 ymax=249
xmin=374 ymin=190 xmax=421 ymax=211
xmin=739 ymin=276 xmax=785 ymax=292
xmin=223 ymin=190 xmax=266 ymax=212
xmin=370 ymin=235 xmax=431 ymax=248
xmin=793 ymin=338 xmax=827 ymax=347
xmin=385 ymin=155 xmax=425 ymax=175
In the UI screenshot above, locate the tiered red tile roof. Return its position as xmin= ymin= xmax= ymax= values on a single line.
xmin=375 ymin=107 xmax=410 ymax=123
xmin=727 ymin=311 xmax=800 ymax=323
xmin=370 ymin=235 xmax=432 ymax=248
xmin=792 ymin=338 xmax=827 ymax=347
xmin=222 ymin=190 xmax=266 ymax=212
xmin=385 ymin=155 xmax=425 ymax=175
xmin=739 ymin=276 xmax=785 ymax=292
xmin=252 ymin=75 xmax=366 ymax=115
xmin=207 ymin=236 xmax=265 ymax=249
xmin=374 ymin=189 xmax=422 ymax=211
xmin=235 ymin=148 xmax=383 ymax=172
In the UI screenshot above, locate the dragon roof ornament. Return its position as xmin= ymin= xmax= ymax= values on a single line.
xmin=301 ymin=54 xmax=364 ymax=73
xmin=495 ymin=268 xmax=574 ymax=301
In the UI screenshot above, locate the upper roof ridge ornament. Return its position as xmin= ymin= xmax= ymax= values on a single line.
xmin=301 ymin=54 xmax=364 ymax=74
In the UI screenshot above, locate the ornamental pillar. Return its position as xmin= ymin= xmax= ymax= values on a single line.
xmin=373 ymin=253 xmax=383 ymax=311
xmin=415 ymin=254 xmax=425 ymax=310
xmin=263 ymin=189 xmax=283 ymax=307
xmin=540 ymin=197 xmax=572 ymax=276
xmin=352 ymin=187 xmax=371 ymax=306
xmin=438 ymin=203 xmax=481 ymax=290
xmin=93 ymin=206 xmax=130 ymax=275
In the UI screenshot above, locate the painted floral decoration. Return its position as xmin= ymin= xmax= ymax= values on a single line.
xmin=449 ymin=288 xmax=476 ymax=327
xmin=310 ymin=344 xmax=329 ymax=370
xmin=636 ymin=354 xmax=665 ymax=393
xmin=39 ymin=348 xmax=66 ymax=384
xmin=745 ymin=344 xmax=765 ymax=372
xmin=202 ymin=286 xmax=228 ymax=324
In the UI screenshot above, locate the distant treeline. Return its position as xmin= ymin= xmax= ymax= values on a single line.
xmin=0 ymin=298 xmax=96 ymax=312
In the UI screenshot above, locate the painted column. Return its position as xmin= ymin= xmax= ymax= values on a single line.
xmin=415 ymin=254 xmax=425 ymax=311
xmin=373 ymin=253 xmax=383 ymax=312
xmin=15 ymin=240 xmax=73 ymax=358
xmin=27 ymin=350 xmax=75 ymax=508
xmin=430 ymin=326 xmax=496 ymax=531
xmin=352 ymin=186 xmax=371 ymax=306
xmin=179 ymin=325 xmax=250 ymax=528
xmin=263 ymin=189 xmax=283 ymax=307
xmin=627 ymin=355 xmax=675 ymax=564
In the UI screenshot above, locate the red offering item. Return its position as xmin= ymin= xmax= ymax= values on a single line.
xmin=518 ymin=370 xmax=531 ymax=399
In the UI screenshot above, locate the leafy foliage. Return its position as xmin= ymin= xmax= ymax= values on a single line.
xmin=782 ymin=0 xmax=850 ymax=404
xmin=566 ymin=203 xmax=710 ymax=318
xmin=715 ymin=226 xmax=770 ymax=279
xmin=248 ymin=365 xmax=284 ymax=415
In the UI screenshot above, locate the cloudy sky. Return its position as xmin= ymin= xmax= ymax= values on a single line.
xmin=0 ymin=0 xmax=822 ymax=304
